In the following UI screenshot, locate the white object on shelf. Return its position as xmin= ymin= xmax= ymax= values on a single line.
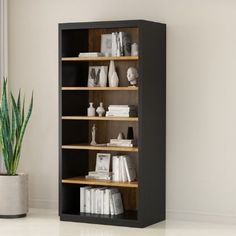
xmin=96 ymin=102 xmax=105 ymax=117
xmin=109 ymin=72 xmax=119 ymax=87
xmin=90 ymin=124 xmax=97 ymax=145
xmin=79 ymin=52 xmax=104 ymax=57
xmin=123 ymin=156 xmax=136 ymax=182
xmin=99 ymin=66 xmax=108 ymax=87
xmin=87 ymin=102 xmax=95 ymax=116
xmin=108 ymin=60 xmax=116 ymax=86
xmin=112 ymin=192 xmax=124 ymax=215
xmin=131 ymin=43 xmax=138 ymax=56
xmin=112 ymin=156 xmax=120 ymax=182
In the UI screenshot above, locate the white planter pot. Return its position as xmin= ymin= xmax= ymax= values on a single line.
xmin=0 ymin=173 xmax=28 ymax=218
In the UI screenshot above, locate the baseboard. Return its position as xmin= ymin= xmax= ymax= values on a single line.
xmin=167 ymin=209 xmax=236 ymax=224
xmin=29 ymin=198 xmax=58 ymax=210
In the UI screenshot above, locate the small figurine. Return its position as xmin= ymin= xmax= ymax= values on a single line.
xmin=96 ymin=102 xmax=105 ymax=117
xmin=127 ymin=67 xmax=138 ymax=86
xmin=90 ymin=124 xmax=97 ymax=145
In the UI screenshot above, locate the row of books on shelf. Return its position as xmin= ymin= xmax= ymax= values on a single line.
xmin=80 ymin=187 xmax=124 ymax=215
xmin=85 ymin=153 xmax=136 ymax=182
xmin=106 ymin=105 xmax=137 ymax=118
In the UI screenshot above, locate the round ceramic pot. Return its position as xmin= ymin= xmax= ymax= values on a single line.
xmin=0 ymin=173 xmax=28 ymax=218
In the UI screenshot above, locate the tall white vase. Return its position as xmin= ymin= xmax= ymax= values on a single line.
xmin=108 ymin=60 xmax=116 ymax=87
xmin=99 ymin=66 xmax=107 ymax=87
xmin=110 ymin=72 xmax=119 ymax=87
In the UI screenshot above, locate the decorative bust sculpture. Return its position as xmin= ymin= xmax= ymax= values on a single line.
xmin=127 ymin=67 xmax=138 ymax=86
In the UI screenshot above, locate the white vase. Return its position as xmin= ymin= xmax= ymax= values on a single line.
xmin=109 ymin=72 xmax=119 ymax=87
xmin=96 ymin=102 xmax=105 ymax=117
xmin=108 ymin=60 xmax=116 ymax=86
xmin=87 ymin=102 xmax=95 ymax=116
xmin=99 ymin=66 xmax=107 ymax=87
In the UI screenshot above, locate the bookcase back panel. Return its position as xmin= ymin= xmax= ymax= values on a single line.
xmin=62 ymin=29 xmax=88 ymax=57
xmin=62 ymin=62 xmax=88 ymax=87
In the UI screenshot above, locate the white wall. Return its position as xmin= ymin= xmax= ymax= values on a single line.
xmin=8 ymin=0 xmax=236 ymax=221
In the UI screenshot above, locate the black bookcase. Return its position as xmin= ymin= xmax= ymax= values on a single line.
xmin=59 ymin=20 xmax=166 ymax=228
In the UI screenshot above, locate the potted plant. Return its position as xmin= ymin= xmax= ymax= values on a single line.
xmin=0 ymin=79 xmax=33 ymax=218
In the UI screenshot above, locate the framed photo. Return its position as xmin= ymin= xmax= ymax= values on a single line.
xmin=101 ymin=34 xmax=112 ymax=56
xmin=88 ymin=66 xmax=108 ymax=87
xmin=95 ymin=153 xmax=111 ymax=173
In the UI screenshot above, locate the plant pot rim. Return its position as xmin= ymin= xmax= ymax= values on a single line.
xmin=0 ymin=173 xmax=27 ymax=177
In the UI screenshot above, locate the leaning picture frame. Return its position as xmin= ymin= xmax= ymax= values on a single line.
xmin=101 ymin=34 xmax=112 ymax=56
xmin=95 ymin=153 xmax=111 ymax=173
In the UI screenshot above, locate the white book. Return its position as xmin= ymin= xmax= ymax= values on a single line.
xmin=109 ymin=188 xmax=119 ymax=215
xmin=91 ymin=188 xmax=97 ymax=214
xmin=80 ymin=186 xmax=90 ymax=213
xmin=107 ymin=143 xmax=134 ymax=147
xmin=112 ymin=32 xmax=117 ymax=56
xmin=123 ymin=156 xmax=136 ymax=182
xmin=79 ymin=52 xmax=103 ymax=57
xmin=112 ymin=156 xmax=120 ymax=181
xmin=108 ymin=105 xmax=135 ymax=108
xmin=85 ymin=188 xmax=92 ymax=213
xmin=120 ymin=156 xmax=128 ymax=182
xmin=112 ymin=192 xmax=124 ymax=215
xmin=100 ymin=188 xmax=106 ymax=215
xmin=104 ymin=189 xmax=110 ymax=215
xmin=96 ymin=189 xmax=101 ymax=214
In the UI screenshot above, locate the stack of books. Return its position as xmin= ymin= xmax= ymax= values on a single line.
xmin=78 ymin=52 xmax=104 ymax=57
xmin=112 ymin=155 xmax=136 ymax=182
xmin=111 ymin=32 xmax=131 ymax=56
xmin=107 ymin=139 xmax=135 ymax=147
xmin=80 ymin=187 xmax=124 ymax=215
xmin=106 ymin=105 xmax=136 ymax=117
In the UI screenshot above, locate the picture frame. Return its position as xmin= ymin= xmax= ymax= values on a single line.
xmin=88 ymin=66 xmax=108 ymax=87
xmin=101 ymin=34 xmax=112 ymax=56
xmin=95 ymin=153 xmax=111 ymax=173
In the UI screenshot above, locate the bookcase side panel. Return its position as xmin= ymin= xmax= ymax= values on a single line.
xmin=138 ymin=22 xmax=166 ymax=226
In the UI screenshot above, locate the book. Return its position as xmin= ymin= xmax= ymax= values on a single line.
xmin=80 ymin=186 xmax=90 ymax=213
xmin=96 ymin=188 xmax=102 ymax=214
xmin=112 ymin=192 xmax=124 ymax=215
xmin=112 ymin=156 xmax=120 ymax=181
xmin=120 ymin=156 xmax=128 ymax=182
xmin=123 ymin=156 xmax=136 ymax=182
xmin=85 ymin=188 xmax=92 ymax=213
xmin=109 ymin=188 xmax=119 ymax=215
xmin=91 ymin=188 xmax=96 ymax=214
xmin=100 ymin=188 xmax=106 ymax=215
xmin=79 ymin=52 xmax=103 ymax=57
xmin=86 ymin=171 xmax=112 ymax=180
xmin=104 ymin=189 xmax=110 ymax=215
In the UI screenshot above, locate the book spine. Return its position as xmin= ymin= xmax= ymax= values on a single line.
xmin=85 ymin=188 xmax=91 ymax=213
xmin=112 ymin=156 xmax=120 ymax=181
xmin=80 ymin=187 xmax=85 ymax=213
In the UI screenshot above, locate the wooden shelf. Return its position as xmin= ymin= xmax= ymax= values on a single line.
xmin=62 ymin=176 xmax=138 ymax=188
xmin=62 ymin=144 xmax=138 ymax=152
xmin=62 ymin=56 xmax=138 ymax=61
xmin=62 ymin=87 xmax=138 ymax=91
xmin=62 ymin=116 xmax=138 ymax=121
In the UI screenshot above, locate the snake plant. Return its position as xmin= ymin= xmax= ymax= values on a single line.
xmin=0 ymin=78 xmax=33 ymax=175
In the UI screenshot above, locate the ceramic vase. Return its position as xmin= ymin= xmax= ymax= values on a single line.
xmin=99 ymin=66 xmax=107 ymax=87
xmin=96 ymin=102 xmax=105 ymax=117
xmin=109 ymin=72 xmax=119 ymax=87
xmin=108 ymin=60 xmax=116 ymax=86
xmin=87 ymin=102 xmax=95 ymax=116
